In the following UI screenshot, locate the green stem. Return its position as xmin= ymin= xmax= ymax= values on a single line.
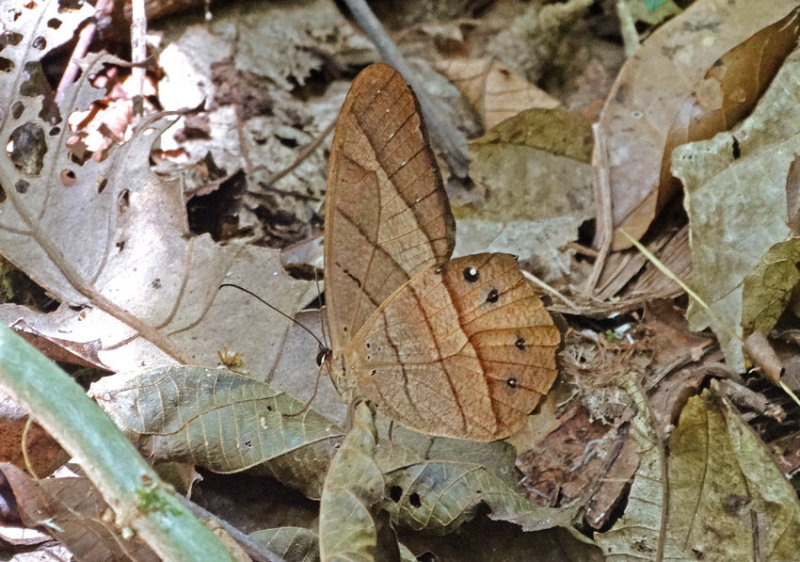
xmin=0 ymin=324 xmax=236 ymax=561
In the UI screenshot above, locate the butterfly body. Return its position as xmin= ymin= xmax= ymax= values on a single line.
xmin=325 ymin=63 xmax=559 ymax=441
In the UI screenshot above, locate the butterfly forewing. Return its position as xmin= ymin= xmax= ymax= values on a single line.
xmin=345 ymin=253 xmax=560 ymax=441
xmin=324 ymin=63 xmax=456 ymax=353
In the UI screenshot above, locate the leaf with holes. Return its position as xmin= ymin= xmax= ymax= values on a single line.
xmin=383 ymin=458 xmax=576 ymax=534
xmin=0 ymin=0 xmax=317 ymax=372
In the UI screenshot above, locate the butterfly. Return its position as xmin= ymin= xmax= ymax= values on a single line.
xmin=323 ymin=63 xmax=559 ymax=441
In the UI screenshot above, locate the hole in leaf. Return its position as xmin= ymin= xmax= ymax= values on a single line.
xmin=277 ymin=135 xmax=298 ymax=148
xmin=15 ymin=180 xmax=28 ymax=193
xmin=32 ymin=36 xmax=46 ymax=50
xmin=7 ymin=123 xmax=46 ymax=175
xmin=11 ymin=101 xmax=24 ymax=119
xmin=60 ymin=169 xmax=76 ymax=187
xmin=118 ymin=188 xmax=130 ymax=212
xmin=409 ymin=492 xmax=421 ymax=508
xmin=389 ymin=485 xmax=403 ymax=502
xmin=47 ymin=17 xmax=61 ymax=29
xmin=0 ymin=31 xmax=23 ymax=50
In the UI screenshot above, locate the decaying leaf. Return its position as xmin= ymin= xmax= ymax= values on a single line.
xmin=0 ymin=390 xmax=68 ymax=477
xmin=595 ymin=376 xmax=800 ymax=559
xmin=434 ymin=58 xmax=560 ymax=130
xmin=741 ymin=237 xmax=800 ymax=337
xmin=0 ymin=463 xmax=159 ymax=561
xmin=456 ymin=107 xmax=593 ymax=281
xmin=667 ymin=387 xmax=800 ymax=559
xmin=234 ymin=0 xmax=371 ymax=91
xmin=0 ymin=1 xmax=319 ymax=373
xmin=90 ymin=366 xmax=343 ymax=498
xmin=673 ymin=45 xmax=800 ymax=369
xmin=319 ymin=401 xmax=397 ymax=561
xmin=593 ymin=376 xmax=686 ymax=559
xmin=598 ymin=0 xmax=800 ymax=249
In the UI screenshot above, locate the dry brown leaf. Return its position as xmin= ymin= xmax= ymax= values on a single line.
xmin=0 ymin=391 xmax=68 ymax=477
xmin=597 ymin=0 xmax=800 ymax=250
xmin=435 ymin=58 xmax=560 ymax=130
xmin=0 ymin=464 xmax=159 ymax=561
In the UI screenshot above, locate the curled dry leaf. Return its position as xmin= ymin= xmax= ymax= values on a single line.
xmin=90 ymin=366 xmax=344 ymax=499
xmin=0 ymin=463 xmax=159 ymax=561
xmin=597 ymin=0 xmax=800 ymax=250
xmin=319 ymin=401 xmax=397 ymax=562
xmin=593 ymin=376 xmax=678 ymax=558
xmin=434 ymin=58 xmax=560 ymax=130
xmin=674 ymin=46 xmax=800 ymax=369
xmin=666 ymin=387 xmax=800 ymax=559
xmin=741 ymin=237 xmax=800 ymax=339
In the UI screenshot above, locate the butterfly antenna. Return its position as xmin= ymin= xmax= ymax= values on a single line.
xmin=218 ymin=283 xmax=325 ymax=349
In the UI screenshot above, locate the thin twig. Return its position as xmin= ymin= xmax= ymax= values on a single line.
xmin=583 ymin=123 xmax=613 ymax=297
xmin=341 ymin=0 xmax=470 ymax=178
xmin=130 ymin=0 xmax=147 ymax=99
xmin=521 ymin=270 xmax=580 ymax=312
xmin=258 ymin=119 xmax=337 ymax=188
xmin=55 ymin=0 xmax=114 ymax=106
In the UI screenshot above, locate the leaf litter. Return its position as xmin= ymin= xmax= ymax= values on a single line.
xmin=3 ymin=0 xmax=800 ymax=560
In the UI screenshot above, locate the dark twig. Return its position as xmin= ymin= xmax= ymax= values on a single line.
xmin=174 ymin=495 xmax=286 ymax=562
xmin=341 ymin=0 xmax=470 ymax=178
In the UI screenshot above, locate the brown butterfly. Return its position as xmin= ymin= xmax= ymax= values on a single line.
xmin=324 ymin=63 xmax=559 ymax=441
